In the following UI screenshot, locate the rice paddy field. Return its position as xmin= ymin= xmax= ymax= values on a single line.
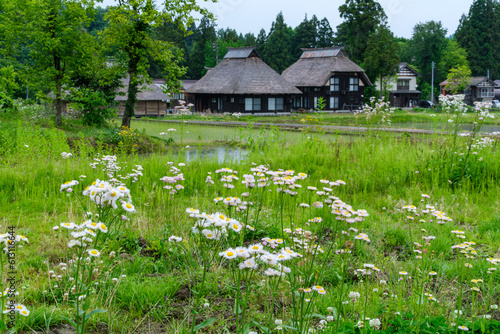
xmin=1 ymin=102 xmax=500 ymax=333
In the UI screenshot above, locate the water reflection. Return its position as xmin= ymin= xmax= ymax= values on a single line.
xmin=179 ymin=146 xmax=249 ymax=163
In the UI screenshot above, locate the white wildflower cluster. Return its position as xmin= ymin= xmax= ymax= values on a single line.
xmin=4 ymin=304 xmax=30 ymax=317
xmin=403 ymin=197 xmax=453 ymax=224
xmin=173 ymin=100 xmax=193 ymax=114
xmin=89 ymin=155 xmax=143 ymax=183
xmin=61 ymin=152 xmax=73 ymax=159
xmin=473 ymin=100 xmax=494 ymax=118
xmin=331 ymin=198 xmax=368 ymax=223
xmin=439 ymin=94 xmax=467 ymax=113
xmin=0 ymin=232 xmax=29 ymax=255
xmin=160 ymin=162 xmax=185 ymax=194
xmin=232 ymin=112 xmax=242 ymax=118
xmin=59 ymin=219 xmax=108 ymax=248
xmin=81 ymin=179 xmax=134 ymax=211
xmin=283 ymin=228 xmax=324 ymax=255
xmin=359 ymin=97 xmax=395 ymax=125
xmin=159 ymin=128 xmax=176 ymax=136
xmin=189 ymin=210 xmax=248 ymax=239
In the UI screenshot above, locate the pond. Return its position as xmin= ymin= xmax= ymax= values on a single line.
xmin=177 ymin=146 xmax=249 ymax=163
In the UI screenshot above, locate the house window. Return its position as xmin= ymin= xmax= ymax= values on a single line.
xmin=174 ymin=93 xmax=185 ymax=100
xmin=397 ymin=80 xmax=410 ymax=90
xmin=349 ymin=78 xmax=359 ymax=91
xmin=481 ymin=88 xmax=494 ymax=98
xmin=230 ymin=97 xmax=235 ymax=103
xmin=211 ymin=98 xmax=217 ymax=104
xmin=245 ymin=98 xmax=261 ymax=111
xmin=314 ymin=97 xmax=318 ymax=108
xmin=330 ymin=97 xmax=339 ymax=109
xmin=330 ymin=78 xmax=340 ymax=91
xmin=313 ymin=87 xmax=321 ymax=92
xmin=294 ymin=97 xmax=302 ymax=108
xmin=268 ymin=97 xmax=284 ymax=111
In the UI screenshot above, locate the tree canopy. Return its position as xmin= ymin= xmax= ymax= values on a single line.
xmin=455 ymin=0 xmax=500 ymax=78
xmin=336 ymin=0 xmax=387 ymax=63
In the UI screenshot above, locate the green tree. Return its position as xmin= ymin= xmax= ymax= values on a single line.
xmin=261 ymin=12 xmax=294 ymax=73
xmin=363 ymin=25 xmax=400 ymax=97
xmin=103 ymin=0 xmax=214 ymax=128
xmin=438 ymin=39 xmax=469 ymax=81
xmin=0 ymin=0 xmax=97 ymax=125
xmin=242 ymin=32 xmax=256 ymax=46
xmin=185 ymin=16 xmax=216 ymax=79
xmin=293 ymin=14 xmax=318 ymax=58
xmin=317 ymin=18 xmax=335 ymax=48
xmin=255 ymin=28 xmax=267 ymax=55
xmin=87 ymin=6 xmax=110 ymax=36
xmin=455 ymin=0 xmax=500 ymax=78
xmin=446 ymin=65 xmax=472 ymax=93
xmin=336 ymin=0 xmax=387 ymax=63
xmin=409 ymin=21 xmax=448 ymax=96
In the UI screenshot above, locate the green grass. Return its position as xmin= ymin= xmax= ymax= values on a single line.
xmin=1 ymin=106 xmax=500 ymax=333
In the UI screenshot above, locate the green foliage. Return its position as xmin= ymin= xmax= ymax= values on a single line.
xmin=0 ymin=0 xmax=98 ymax=125
xmin=103 ymin=0 xmax=214 ymax=127
xmin=261 ymin=12 xmax=295 ymax=74
xmin=409 ymin=21 xmax=448 ymax=85
xmin=363 ymin=25 xmax=400 ymax=92
xmin=336 ymin=0 xmax=388 ymax=63
xmin=439 ymin=39 xmax=469 ymax=78
xmin=446 ymin=66 xmax=472 ymax=93
xmin=455 ymin=0 xmax=500 ymax=78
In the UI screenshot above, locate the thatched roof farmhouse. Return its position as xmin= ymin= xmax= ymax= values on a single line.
xmin=186 ymin=47 xmax=301 ymax=114
xmin=282 ymin=47 xmax=372 ymax=111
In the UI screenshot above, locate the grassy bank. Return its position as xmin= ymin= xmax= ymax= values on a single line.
xmin=0 ymin=108 xmax=499 ymax=333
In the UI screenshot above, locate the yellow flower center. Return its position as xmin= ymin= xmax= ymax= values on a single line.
xmin=126 ymin=204 xmax=132 ymax=209
xmin=226 ymin=252 xmax=234 ymax=257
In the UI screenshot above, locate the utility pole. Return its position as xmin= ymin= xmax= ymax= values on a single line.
xmin=431 ymin=61 xmax=435 ymax=103
xmin=212 ymin=42 xmax=219 ymax=65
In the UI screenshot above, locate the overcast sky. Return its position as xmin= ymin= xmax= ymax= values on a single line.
xmin=99 ymin=0 xmax=474 ymax=39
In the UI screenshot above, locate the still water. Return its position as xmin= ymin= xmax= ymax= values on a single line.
xmin=179 ymin=146 xmax=249 ymax=163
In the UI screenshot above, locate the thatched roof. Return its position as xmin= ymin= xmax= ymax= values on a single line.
xmin=116 ymin=78 xmax=170 ymax=102
xmin=186 ymin=47 xmax=301 ymax=95
xmin=282 ymin=47 xmax=372 ymax=87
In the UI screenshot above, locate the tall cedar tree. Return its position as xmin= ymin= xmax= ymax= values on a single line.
xmin=104 ymin=0 xmax=214 ymax=128
xmin=337 ymin=0 xmax=387 ymax=63
xmin=317 ymin=18 xmax=335 ymax=48
xmin=262 ymin=12 xmax=294 ymax=74
xmin=455 ymin=0 xmax=500 ymax=78
xmin=0 ymin=0 xmax=97 ymax=125
xmin=293 ymin=15 xmax=318 ymax=59
xmin=363 ymin=25 xmax=400 ymax=97
xmin=256 ymin=28 xmax=267 ymax=55
xmin=186 ymin=16 xmax=216 ymax=79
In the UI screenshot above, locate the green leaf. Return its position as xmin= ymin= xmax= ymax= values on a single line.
xmin=59 ymin=315 xmax=78 ymax=329
xmin=85 ymin=309 xmax=107 ymax=321
xmin=193 ymin=318 xmax=215 ymax=331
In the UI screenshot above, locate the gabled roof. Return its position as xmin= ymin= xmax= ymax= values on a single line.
xmin=224 ymin=47 xmax=259 ymax=59
xmin=186 ymin=47 xmax=302 ymax=95
xmin=398 ymin=63 xmax=420 ymax=76
xmin=116 ymin=77 xmax=170 ymax=102
xmin=300 ymin=47 xmax=345 ymax=58
xmin=468 ymin=76 xmax=497 ymax=88
xmin=282 ymin=47 xmax=372 ymax=87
